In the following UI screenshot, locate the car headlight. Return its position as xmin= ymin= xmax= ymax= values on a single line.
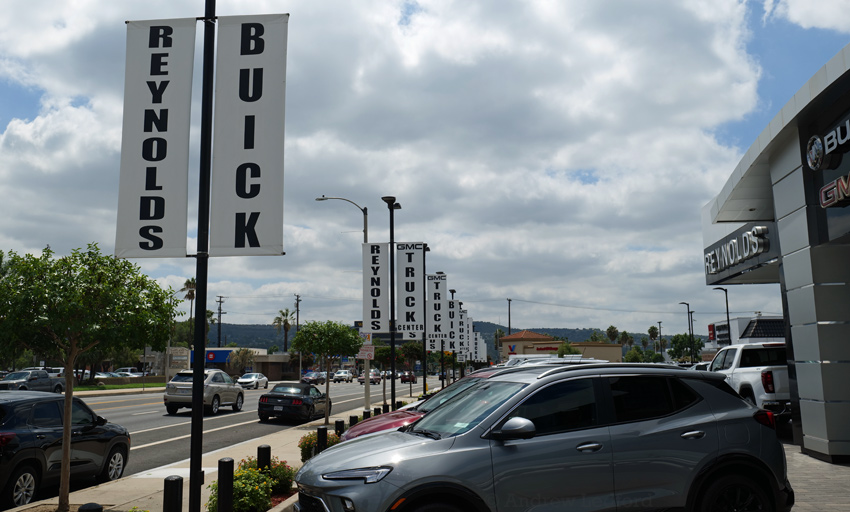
xmin=322 ymin=467 xmax=392 ymax=484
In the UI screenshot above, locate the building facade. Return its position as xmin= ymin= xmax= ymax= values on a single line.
xmin=499 ymin=330 xmax=623 ymax=363
xmin=702 ymin=44 xmax=850 ymax=462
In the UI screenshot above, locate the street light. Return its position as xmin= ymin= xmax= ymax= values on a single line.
xmin=657 ymin=321 xmax=662 ymax=353
xmin=382 ymin=196 xmax=401 ymax=410
xmin=713 ymin=287 xmax=731 ymax=346
xmin=679 ymin=302 xmax=695 ymax=363
xmin=316 ymin=195 xmax=371 ymax=410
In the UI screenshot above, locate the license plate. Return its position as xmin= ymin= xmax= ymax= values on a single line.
xmin=176 ymin=388 xmax=191 ymax=395
xmin=274 ymin=406 xmax=283 ymax=411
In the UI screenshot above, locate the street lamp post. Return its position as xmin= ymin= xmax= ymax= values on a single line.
xmin=713 ymin=287 xmax=731 ymax=346
xmin=315 ymin=195 xmax=371 ymax=410
xmin=507 ymin=298 xmax=512 ymax=334
xmin=657 ymin=321 xmax=662 ymax=354
xmin=382 ymin=196 xmax=401 ymax=410
xmin=679 ymin=302 xmax=695 ymax=363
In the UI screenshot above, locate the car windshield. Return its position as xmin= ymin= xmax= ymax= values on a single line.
xmin=3 ymin=372 xmax=28 ymax=380
xmin=242 ymin=374 xmax=259 ymax=379
xmin=417 ymin=377 xmax=485 ymax=413
xmin=272 ymin=385 xmax=305 ymax=395
xmin=411 ymin=380 xmax=526 ymax=438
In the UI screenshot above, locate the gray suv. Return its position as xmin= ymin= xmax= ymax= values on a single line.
xmin=294 ymin=363 xmax=793 ymax=512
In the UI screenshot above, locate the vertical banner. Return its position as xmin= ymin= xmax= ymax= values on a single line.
xmin=210 ymin=14 xmax=289 ymax=256
xmin=426 ymin=274 xmax=447 ymax=351
xmin=458 ymin=308 xmax=468 ymax=356
xmin=396 ymin=243 xmax=425 ymax=339
xmin=447 ymin=300 xmax=459 ymax=351
xmin=363 ymin=243 xmax=389 ymax=333
xmin=116 ymin=19 xmax=196 ymax=258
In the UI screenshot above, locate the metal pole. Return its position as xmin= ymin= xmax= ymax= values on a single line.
xmin=190 ymin=3 xmax=216 ymax=511
xmin=422 ymin=245 xmax=428 ymax=395
xmin=507 ymin=298 xmax=512 ymax=334
xmin=714 ymin=287 xmax=731 ymax=345
xmin=382 ymin=197 xmax=399 ymax=410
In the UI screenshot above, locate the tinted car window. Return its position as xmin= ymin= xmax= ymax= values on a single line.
xmin=71 ymin=400 xmax=95 ymax=425
xmin=30 ymin=401 xmax=62 ymax=427
xmin=212 ymin=372 xmax=225 ymax=383
xmin=507 ymin=378 xmax=597 ymax=435
xmin=607 ymin=376 xmax=698 ymax=423
xmin=172 ymin=373 xmax=193 ymax=382
xmin=721 ymin=348 xmax=738 ymax=369
xmin=740 ymin=347 xmax=786 ymax=367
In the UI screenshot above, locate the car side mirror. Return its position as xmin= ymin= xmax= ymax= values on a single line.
xmin=489 ymin=417 xmax=536 ymax=441
xmin=96 ymin=416 xmax=107 ymax=426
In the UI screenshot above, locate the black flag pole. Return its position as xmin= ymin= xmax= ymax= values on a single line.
xmin=189 ymin=1 xmax=216 ymax=511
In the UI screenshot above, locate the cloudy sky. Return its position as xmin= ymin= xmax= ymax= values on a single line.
xmin=2 ymin=0 xmax=849 ymax=338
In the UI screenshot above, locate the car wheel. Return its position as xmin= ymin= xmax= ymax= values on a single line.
xmin=305 ymin=405 xmax=315 ymax=420
xmin=166 ymin=405 xmax=179 ymax=415
xmin=2 ymin=465 xmax=38 ymax=508
xmin=233 ymin=394 xmax=244 ymax=412
xmin=327 ymin=401 xmax=332 ymax=416
xmin=264 ymin=381 xmax=268 ymax=389
xmin=698 ymin=474 xmax=771 ymax=512
xmin=99 ymin=446 xmax=127 ymax=482
xmin=254 ymin=382 xmax=259 ymax=389
xmin=206 ymin=395 xmax=220 ymax=415
xmin=259 ymin=413 xmax=270 ymax=422
xmin=53 ymin=384 xmax=63 ymax=393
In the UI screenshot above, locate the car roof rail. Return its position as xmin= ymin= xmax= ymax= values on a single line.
xmin=535 ymin=362 xmax=690 ymax=380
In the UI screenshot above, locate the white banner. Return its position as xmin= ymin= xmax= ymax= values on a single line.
xmin=426 ymin=274 xmax=448 ymax=351
xmin=447 ymin=300 xmax=459 ymax=351
xmin=363 ymin=243 xmax=389 ymax=333
xmin=210 ymin=14 xmax=289 ymax=256
xmin=116 ymin=19 xmax=196 ymax=258
xmin=458 ymin=308 xmax=467 ymax=354
xmin=396 ymin=242 xmax=426 ymax=340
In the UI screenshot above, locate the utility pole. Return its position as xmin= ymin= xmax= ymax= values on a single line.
xmin=216 ymin=296 xmax=227 ymax=347
xmin=295 ymin=294 xmax=301 ymax=377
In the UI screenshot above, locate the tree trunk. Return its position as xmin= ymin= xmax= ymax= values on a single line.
xmin=58 ymin=342 xmax=80 ymax=512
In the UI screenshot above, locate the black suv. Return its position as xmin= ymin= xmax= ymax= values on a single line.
xmin=0 ymin=391 xmax=130 ymax=508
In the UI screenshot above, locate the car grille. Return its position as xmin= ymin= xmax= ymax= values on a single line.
xmin=298 ymin=491 xmax=329 ymax=512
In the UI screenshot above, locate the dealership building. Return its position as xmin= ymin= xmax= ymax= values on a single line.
xmin=702 ymin=46 xmax=850 ymax=462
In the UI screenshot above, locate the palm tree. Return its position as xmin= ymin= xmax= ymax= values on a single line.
xmin=272 ymin=308 xmax=296 ymax=351
xmin=606 ymin=325 xmax=619 ymax=344
xmin=493 ymin=328 xmax=505 ymax=358
xmin=180 ymin=277 xmax=196 ymax=320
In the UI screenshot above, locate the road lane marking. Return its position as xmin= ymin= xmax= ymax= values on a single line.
xmin=131 ymin=410 xmax=254 ymax=434
xmin=131 ymin=410 xmax=161 ymax=416
xmin=131 ymin=417 xmax=261 ymax=450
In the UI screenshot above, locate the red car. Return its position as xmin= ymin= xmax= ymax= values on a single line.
xmin=400 ymin=371 xmax=417 ymax=383
xmin=340 ymin=369 xmax=504 ymax=441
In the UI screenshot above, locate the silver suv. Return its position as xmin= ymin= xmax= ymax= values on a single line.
xmin=295 ymin=363 xmax=794 ymax=512
xmin=163 ymin=369 xmax=244 ymax=416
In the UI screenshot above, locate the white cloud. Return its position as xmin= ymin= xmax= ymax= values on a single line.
xmin=0 ymin=0 xmax=792 ymax=335
xmin=764 ymin=0 xmax=850 ymax=32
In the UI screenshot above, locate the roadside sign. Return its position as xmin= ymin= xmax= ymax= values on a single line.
xmin=357 ymin=345 xmax=375 ymax=360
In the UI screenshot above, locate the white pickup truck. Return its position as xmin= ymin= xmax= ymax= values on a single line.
xmin=708 ymin=342 xmax=791 ymax=420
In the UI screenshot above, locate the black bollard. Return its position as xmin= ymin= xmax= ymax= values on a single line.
xmin=78 ymin=504 xmax=103 ymax=512
xmin=335 ymin=419 xmax=345 ymax=437
xmin=382 ymin=403 xmax=390 ymax=414
xmin=395 ymin=401 xmax=403 ymax=410
xmin=317 ymin=426 xmax=328 ymax=453
xmin=258 ymin=444 xmax=271 ymax=470
xmin=218 ymin=458 xmax=234 ymax=512
xmin=349 ymin=414 xmax=359 ymax=427
xmin=163 ymin=475 xmax=183 ymax=512
xmin=374 ymin=407 xmax=381 ymax=416
xmin=363 ymin=409 xmax=371 ymax=419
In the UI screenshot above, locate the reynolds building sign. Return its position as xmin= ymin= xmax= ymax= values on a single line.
xmin=704 ymin=223 xmax=777 ymax=284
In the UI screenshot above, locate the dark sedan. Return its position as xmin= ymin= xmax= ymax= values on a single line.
xmin=257 ymin=383 xmax=332 ymax=422
xmin=400 ymin=371 xmax=417 ymax=383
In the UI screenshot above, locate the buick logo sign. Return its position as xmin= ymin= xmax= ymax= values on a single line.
xmin=807 ymin=135 xmax=824 ymax=171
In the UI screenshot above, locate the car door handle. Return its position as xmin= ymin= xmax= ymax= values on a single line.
xmin=576 ymin=442 xmax=603 ymax=452
xmin=681 ymin=430 xmax=706 ymax=440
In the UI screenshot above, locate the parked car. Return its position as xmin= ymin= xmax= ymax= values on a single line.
xmin=332 ymin=370 xmax=353 ymax=383
xmin=114 ymin=367 xmax=143 ymax=376
xmin=708 ymin=342 xmax=791 ymax=420
xmin=237 ymin=373 xmax=269 ymax=389
xmin=296 ymin=363 xmax=794 ymax=512
xmin=301 ymin=372 xmax=325 ymax=385
xmin=0 ymin=370 xmax=64 ymax=393
xmin=257 ymin=383 xmax=332 ymax=422
xmin=357 ymin=370 xmax=381 ymax=385
xmin=0 ymin=391 xmax=130 ymax=508
xmin=22 ymin=367 xmax=64 ymax=378
xmin=163 ymin=369 xmax=244 ymax=416
xmin=399 ymin=371 xmax=417 ymax=384
xmin=341 ymin=368 xmax=511 ymax=442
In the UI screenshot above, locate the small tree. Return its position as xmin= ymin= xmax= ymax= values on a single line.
xmin=400 ymin=341 xmax=422 ymax=394
xmin=227 ymin=347 xmax=255 ymax=375
xmin=272 ymin=308 xmax=296 ymax=351
xmin=0 ymin=244 xmax=178 ymax=512
xmin=606 ymin=325 xmax=619 ymax=344
xmin=291 ymin=321 xmax=362 ymax=423
xmin=557 ymin=340 xmax=581 ymax=357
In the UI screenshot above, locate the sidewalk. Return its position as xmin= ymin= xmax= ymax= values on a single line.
xmin=10 ymin=389 xmax=850 ymax=512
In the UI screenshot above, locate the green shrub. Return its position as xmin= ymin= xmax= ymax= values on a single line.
xmin=297 ymin=431 xmax=340 ymax=462
xmin=207 ymin=465 xmax=274 ymax=512
xmin=238 ymin=455 xmax=296 ymax=494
